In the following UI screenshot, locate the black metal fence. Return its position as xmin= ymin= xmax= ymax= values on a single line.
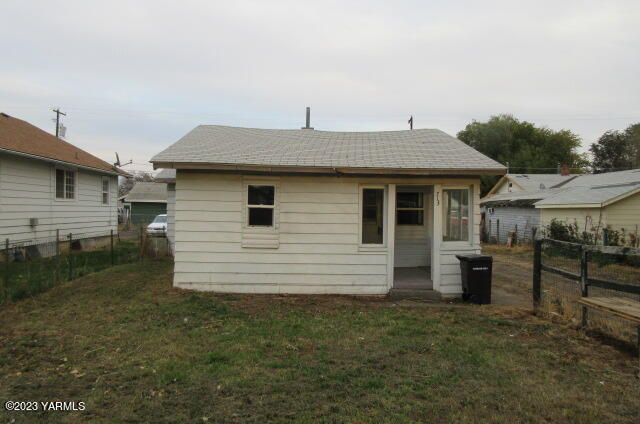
xmin=0 ymin=227 xmax=168 ymax=303
xmin=533 ymin=238 xmax=640 ymax=346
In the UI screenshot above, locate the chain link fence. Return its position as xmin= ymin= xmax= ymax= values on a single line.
xmin=533 ymin=239 xmax=640 ymax=346
xmin=1 ymin=226 xmax=170 ymax=303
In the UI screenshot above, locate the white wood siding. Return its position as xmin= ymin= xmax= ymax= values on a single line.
xmin=485 ymin=206 xmax=540 ymax=244
xmin=0 ymin=153 xmax=118 ymax=243
xmin=174 ymin=173 xmax=482 ymax=295
xmin=539 ymin=207 xmax=604 ymax=232
xmin=603 ymin=192 xmax=640 ymax=233
xmin=166 ymin=182 xmax=176 ymax=254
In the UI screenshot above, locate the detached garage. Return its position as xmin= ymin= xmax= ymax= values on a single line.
xmin=122 ymin=182 xmax=168 ymax=225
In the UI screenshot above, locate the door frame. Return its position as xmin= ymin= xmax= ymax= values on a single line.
xmin=388 ymin=184 xmax=435 ymax=289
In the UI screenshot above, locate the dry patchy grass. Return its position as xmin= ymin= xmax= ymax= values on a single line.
xmin=0 ymin=260 xmax=638 ymax=423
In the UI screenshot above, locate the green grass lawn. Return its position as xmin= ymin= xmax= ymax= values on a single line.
xmin=1 ymin=260 xmax=638 ymax=423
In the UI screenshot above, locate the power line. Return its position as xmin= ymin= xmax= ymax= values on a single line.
xmin=5 ymin=105 xmax=638 ymax=122
xmin=52 ymin=108 xmax=66 ymax=138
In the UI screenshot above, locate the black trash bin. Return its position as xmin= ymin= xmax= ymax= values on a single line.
xmin=456 ymin=254 xmax=493 ymax=304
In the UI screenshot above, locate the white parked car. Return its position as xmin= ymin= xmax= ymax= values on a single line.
xmin=147 ymin=214 xmax=167 ymax=236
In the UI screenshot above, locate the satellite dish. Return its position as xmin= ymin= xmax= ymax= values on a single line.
xmin=114 ymin=152 xmax=132 ymax=168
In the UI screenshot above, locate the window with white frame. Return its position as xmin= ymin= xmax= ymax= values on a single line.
xmin=396 ymin=192 xmax=424 ymax=225
xmin=55 ymin=169 xmax=75 ymax=199
xmin=442 ymin=188 xmax=470 ymax=242
xmin=361 ymin=188 xmax=384 ymax=244
xmin=247 ymin=185 xmax=275 ymax=227
xmin=101 ymin=176 xmax=110 ymax=205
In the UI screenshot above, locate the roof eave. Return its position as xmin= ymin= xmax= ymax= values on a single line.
xmin=1 ymin=147 xmax=130 ymax=177
xmin=601 ymin=187 xmax=640 ymax=207
xmin=535 ymin=203 xmax=602 ymax=209
xmin=151 ymin=161 xmax=506 ymax=176
xmin=123 ymin=199 xmax=168 ymax=203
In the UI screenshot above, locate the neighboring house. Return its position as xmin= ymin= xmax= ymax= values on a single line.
xmin=155 ymin=168 xmax=176 ymax=253
xmin=121 ymin=182 xmax=168 ymax=225
xmin=482 ymin=169 xmax=640 ymax=245
xmin=151 ymin=125 xmax=505 ymax=297
xmin=0 ymin=112 xmax=127 ymax=245
xmin=481 ymin=173 xmax=576 ymax=243
xmin=485 ymin=172 xmax=577 ymax=196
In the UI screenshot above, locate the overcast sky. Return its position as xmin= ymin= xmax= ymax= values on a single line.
xmin=1 ymin=1 xmax=638 ymax=172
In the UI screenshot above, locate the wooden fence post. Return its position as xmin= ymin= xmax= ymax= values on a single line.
xmin=139 ymin=226 xmax=144 ymax=262
xmin=68 ymin=233 xmax=73 ymax=280
xmin=4 ymin=238 xmax=9 ymax=301
xmin=55 ymin=229 xmax=60 ymax=284
xmin=580 ymin=246 xmax=589 ymax=327
xmin=531 ymin=227 xmax=537 ymax=246
xmin=110 ymin=229 xmax=115 ymax=266
xmin=532 ymin=239 xmax=542 ymax=311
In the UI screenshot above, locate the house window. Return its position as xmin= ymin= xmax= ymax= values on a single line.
xmin=396 ymin=192 xmax=424 ymax=225
xmin=362 ymin=188 xmax=384 ymax=244
xmin=247 ymin=185 xmax=275 ymax=227
xmin=442 ymin=188 xmax=469 ymax=242
xmin=102 ymin=176 xmax=110 ymax=205
xmin=55 ymin=169 xmax=75 ymax=199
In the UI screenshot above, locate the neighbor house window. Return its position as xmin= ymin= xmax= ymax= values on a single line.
xmin=247 ymin=185 xmax=275 ymax=227
xmin=442 ymin=189 xmax=469 ymax=242
xmin=396 ymin=192 xmax=424 ymax=225
xmin=102 ymin=176 xmax=110 ymax=205
xmin=362 ymin=188 xmax=384 ymax=244
xmin=55 ymin=169 xmax=75 ymax=199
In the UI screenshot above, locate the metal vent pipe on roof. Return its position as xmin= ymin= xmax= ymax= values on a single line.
xmin=301 ymin=107 xmax=313 ymax=129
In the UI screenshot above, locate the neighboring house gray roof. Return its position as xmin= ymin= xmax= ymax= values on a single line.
xmin=483 ymin=169 xmax=640 ymax=208
xmin=154 ymin=168 xmax=176 ymax=183
xmin=122 ymin=182 xmax=168 ymax=203
xmin=507 ymin=174 xmax=576 ymax=191
xmin=535 ymin=180 xmax=640 ymax=207
xmin=560 ymin=169 xmax=640 ymax=188
xmin=151 ymin=125 xmax=505 ymax=173
xmin=481 ymin=188 xmax=565 ymax=207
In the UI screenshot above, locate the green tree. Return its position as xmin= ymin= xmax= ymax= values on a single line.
xmin=623 ymin=123 xmax=640 ymax=169
xmin=457 ymin=114 xmax=588 ymax=195
xmin=590 ymin=122 xmax=640 ymax=173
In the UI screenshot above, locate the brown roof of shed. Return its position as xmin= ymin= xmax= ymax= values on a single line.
xmin=0 ymin=112 xmax=128 ymax=176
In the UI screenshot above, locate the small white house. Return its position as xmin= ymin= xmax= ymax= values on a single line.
xmin=0 ymin=112 xmax=128 ymax=245
xmin=151 ymin=125 xmax=505 ymax=297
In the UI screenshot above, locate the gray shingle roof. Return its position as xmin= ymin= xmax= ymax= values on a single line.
xmin=535 ymin=180 xmax=640 ymax=206
xmin=484 ymin=169 xmax=640 ymax=207
xmin=508 ymin=174 xmax=577 ymax=191
xmin=561 ymin=169 xmax=640 ymax=188
xmin=123 ymin=182 xmax=168 ymax=203
xmin=154 ymin=168 xmax=176 ymax=182
xmin=481 ymin=188 xmax=563 ymax=206
xmin=151 ymin=125 xmax=505 ymax=172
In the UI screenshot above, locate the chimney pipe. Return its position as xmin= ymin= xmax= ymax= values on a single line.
xmin=301 ymin=107 xmax=313 ymax=129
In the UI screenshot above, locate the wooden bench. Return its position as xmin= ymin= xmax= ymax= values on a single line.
xmin=577 ymin=290 xmax=640 ymax=375
xmin=577 ymin=297 xmax=640 ymax=327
